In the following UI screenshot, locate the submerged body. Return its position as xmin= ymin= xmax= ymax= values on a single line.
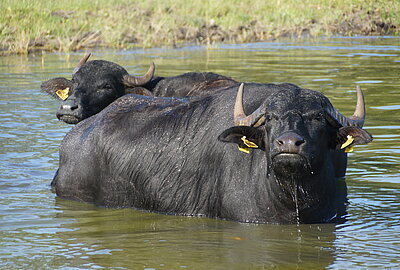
xmin=52 ymin=83 xmax=372 ymax=224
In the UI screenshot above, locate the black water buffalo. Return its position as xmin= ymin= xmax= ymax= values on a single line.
xmin=41 ymin=53 xmax=236 ymax=124
xmin=51 ymin=83 xmax=372 ymax=224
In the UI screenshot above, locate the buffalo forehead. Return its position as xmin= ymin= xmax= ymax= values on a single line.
xmin=267 ymin=89 xmax=324 ymax=114
xmin=74 ymin=60 xmax=128 ymax=82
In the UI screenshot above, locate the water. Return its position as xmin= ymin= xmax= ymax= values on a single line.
xmin=1 ymin=37 xmax=399 ymax=269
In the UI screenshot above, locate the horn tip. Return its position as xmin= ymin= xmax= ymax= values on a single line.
xmin=83 ymin=52 xmax=92 ymax=61
xmin=355 ymin=84 xmax=365 ymax=100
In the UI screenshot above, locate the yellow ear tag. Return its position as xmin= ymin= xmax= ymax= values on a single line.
xmin=341 ymin=135 xmax=354 ymax=149
xmin=241 ymin=136 xmax=258 ymax=148
xmin=344 ymin=146 xmax=354 ymax=153
xmin=238 ymin=145 xmax=250 ymax=154
xmin=56 ymin=88 xmax=69 ymax=100
xmin=341 ymin=135 xmax=355 ymax=153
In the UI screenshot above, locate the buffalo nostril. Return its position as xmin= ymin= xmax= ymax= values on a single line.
xmin=295 ymin=139 xmax=305 ymax=146
xmin=61 ymin=104 xmax=78 ymax=111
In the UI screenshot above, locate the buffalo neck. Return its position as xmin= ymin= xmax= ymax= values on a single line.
xmin=262 ymin=155 xmax=339 ymax=223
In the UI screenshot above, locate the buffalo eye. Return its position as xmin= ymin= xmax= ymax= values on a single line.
xmin=264 ymin=113 xmax=277 ymax=122
xmin=97 ymin=83 xmax=113 ymax=93
xmin=313 ymin=112 xmax=325 ymax=122
xmin=71 ymin=78 xmax=77 ymax=86
xmin=102 ymin=83 xmax=113 ymax=90
xmin=71 ymin=76 xmax=79 ymax=85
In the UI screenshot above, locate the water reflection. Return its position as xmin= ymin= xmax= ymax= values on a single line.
xmin=52 ymin=199 xmax=338 ymax=269
xmin=0 ymin=37 xmax=399 ymax=269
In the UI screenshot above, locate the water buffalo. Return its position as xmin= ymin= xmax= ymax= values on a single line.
xmin=41 ymin=53 xmax=237 ymax=124
xmin=51 ymin=83 xmax=372 ymax=224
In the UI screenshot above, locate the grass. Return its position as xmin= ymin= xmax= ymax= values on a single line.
xmin=1 ymin=0 xmax=399 ymax=55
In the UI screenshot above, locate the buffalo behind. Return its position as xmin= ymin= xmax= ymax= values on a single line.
xmin=51 ymin=82 xmax=372 ymax=224
xmin=41 ymin=53 xmax=237 ymax=124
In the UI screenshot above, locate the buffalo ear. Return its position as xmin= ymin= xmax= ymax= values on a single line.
xmin=41 ymin=77 xmax=73 ymax=101
xmin=336 ymin=126 xmax=373 ymax=151
xmin=218 ymin=126 xmax=265 ymax=152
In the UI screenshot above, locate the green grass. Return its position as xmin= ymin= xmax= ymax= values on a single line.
xmin=1 ymin=0 xmax=399 ymax=55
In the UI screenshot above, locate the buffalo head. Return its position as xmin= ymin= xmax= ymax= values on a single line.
xmin=41 ymin=53 xmax=155 ymax=124
xmin=219 ymin=84 xmax=372 ymax=222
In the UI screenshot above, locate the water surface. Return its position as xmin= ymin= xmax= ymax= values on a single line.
xmin=0 ymin=37 xmax=399 ymax=269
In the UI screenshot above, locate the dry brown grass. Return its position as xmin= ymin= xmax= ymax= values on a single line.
xmin=1 ymin=0 xmax=399 ymax=55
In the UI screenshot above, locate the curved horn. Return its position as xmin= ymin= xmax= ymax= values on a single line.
xmin=234 ymin=83 xmax=246 ymax=125
xmin=122 ymin=62 xmax=155 ymax=87
xmin=234 ymin=83 xmax=266 ymax=127
xmin=73 ymin=52 xmax=91 ymax=74
xmin=326 ymin=85 xmax=366 ymax=127
xmin=350 ymin=85 xmax=366 ymax=121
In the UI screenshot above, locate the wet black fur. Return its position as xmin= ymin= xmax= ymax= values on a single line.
xmin=52 ymin=83 xmax=372 ymax=224
xmin=41 ymin=60 xmax=237 ymax=124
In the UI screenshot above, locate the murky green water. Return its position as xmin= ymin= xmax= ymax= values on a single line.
xmin=0 ymin=37 xmax=399 ymax=269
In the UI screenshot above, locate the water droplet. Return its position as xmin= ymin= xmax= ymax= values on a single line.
xmin=292 ymin=179 xmax=300 ymax=225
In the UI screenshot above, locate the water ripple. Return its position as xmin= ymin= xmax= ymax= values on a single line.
xmin=0 ymin=37 xmax=399 ymax=269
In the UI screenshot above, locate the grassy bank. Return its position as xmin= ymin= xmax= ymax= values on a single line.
xmin=1 ymin=0 xmax=399 ymax=55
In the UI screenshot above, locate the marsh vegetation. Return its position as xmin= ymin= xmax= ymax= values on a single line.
xmin=1 ymin=0 xmax=399 ymax=55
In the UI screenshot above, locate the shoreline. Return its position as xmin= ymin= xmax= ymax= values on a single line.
xmin=1 ymin=1 xmax=398 ymax=56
